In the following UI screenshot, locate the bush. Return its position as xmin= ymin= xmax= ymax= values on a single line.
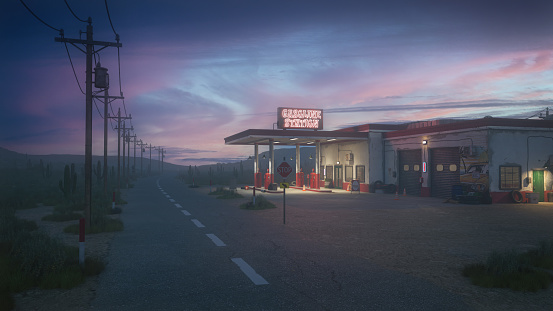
xmin=240 ymin=195 xmax=277 ymax=210
xmin=463 ymin=248 xmax=553 ymax=292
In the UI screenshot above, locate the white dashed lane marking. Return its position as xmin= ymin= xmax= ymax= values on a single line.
xmin=181 ymin=210 xmax=191 ymax=216
xmin=191 ymin=219 xmax=205 ymax=227
xmin=231 ymin=258 xmax=269 ymax=285
xmin=175 ymin=203 xmax=182 ymax=208
xmin=169 ymin=199 xmax=175 ymax=202
xmin=206 ymin=234 xmax=226 ymax=246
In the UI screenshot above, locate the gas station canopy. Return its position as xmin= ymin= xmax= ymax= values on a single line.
xmin=224 ymin=129 xmax=368 ymax=146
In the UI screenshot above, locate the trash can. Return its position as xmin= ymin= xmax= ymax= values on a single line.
xmin=526 ymin=193 xmax=539 ymax=204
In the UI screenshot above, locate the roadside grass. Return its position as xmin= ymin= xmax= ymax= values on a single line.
xmin=64 ymin=216 xmax=124 ymax=234
xmin=463 ymin=245 xmax=553 ymax=292
xmin=0 ymin=212 xmax=106 ymax=311
xmin=209 ymin=187 xmax=243 ymax=199
xmin=240 ymin=195 xmax=277 ymax=210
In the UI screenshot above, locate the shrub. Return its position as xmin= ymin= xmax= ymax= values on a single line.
xmin=463 ymin=248 xmax=553 ymax=292
xmin=10 ymin=231 xmax=66 ymax=279
xmin=240 ymin=195 xmax=277 ymax=210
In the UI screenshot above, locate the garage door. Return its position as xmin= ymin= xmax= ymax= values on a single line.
xmin=398 ymin=149 xmax=422 ymax=196
xmin=430 ymin=147 xmax=460 ymax=198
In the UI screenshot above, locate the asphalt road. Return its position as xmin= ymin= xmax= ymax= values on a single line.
xmin=91 ymin=176 xmax=469 ymax=310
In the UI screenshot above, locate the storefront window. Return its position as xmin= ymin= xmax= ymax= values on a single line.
xmin=356 ymin=165 xmax=365 ymax=183
xmin=500 ymin=165 xmax=521 ymax=190
xmin=325 ymin=165 xmax=333 ymax=181
xmin=345 ymin=165 xmax=353 ymax=182
xmin=320 ymin=165 xmax=325 ymax=180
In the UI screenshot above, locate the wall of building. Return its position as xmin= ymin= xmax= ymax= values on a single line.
xmin=320 ymin=140 xmax=369 ymax=189
xmin=488 ymin=129 xmax=553 ymax=202
xmin=384 ymin=128 xmax=488 ymax=197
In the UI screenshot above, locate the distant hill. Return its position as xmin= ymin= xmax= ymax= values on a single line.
xmin=0 ymin=146 xmax=185 ymax=173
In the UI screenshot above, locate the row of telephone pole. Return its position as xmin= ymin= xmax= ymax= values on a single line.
xmin=53 ymin=18 xmax=167 ymax=228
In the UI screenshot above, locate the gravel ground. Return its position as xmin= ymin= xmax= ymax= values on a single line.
xmin=10 ymin=183 xmax=553 ymax=310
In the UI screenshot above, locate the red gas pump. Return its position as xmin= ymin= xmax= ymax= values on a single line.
xmin=254 ymin=172 xmax=263 ymax=188
xmin=296 ymin=168 xmax=304 ymax=187
xmin=264 ymin=169 xmax=273 ymax=189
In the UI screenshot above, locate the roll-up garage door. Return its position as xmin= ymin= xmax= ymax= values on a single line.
xmin=430 ymin=147 xmax=460 ymax=198
xmin=398 ymin=149 xmax=422 ymax=196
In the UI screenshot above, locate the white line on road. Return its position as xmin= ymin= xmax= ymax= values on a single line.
xmin=169 ymin=199 xmax=175 ymax=202
xmin=231 ymin=258 xmax=269 ymax=285
xmin=181 ymin=210 xmax=191 ymax=216
xmin=175 ymin=203 xmax=182 ymax=208
xmin=206 ymin=234 xmax=226 ymax=246
xmin=191 ymin=219 xmax=205 ymax=227
xmin=165 ymin=195 xmax=170 ymax=198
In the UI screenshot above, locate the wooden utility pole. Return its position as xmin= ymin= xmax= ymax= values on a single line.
xmin=111 ymin=110 xmax=131 ymax=192
xmin=55 ymin=20 xmax=122 ymax=228
xmin=137 ymin=140 xmax=147 ymax=177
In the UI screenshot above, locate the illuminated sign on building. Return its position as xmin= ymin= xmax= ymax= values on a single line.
xmin=277 ymin=107 xmax=323 ymax=130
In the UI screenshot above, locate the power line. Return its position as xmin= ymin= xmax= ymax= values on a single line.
xmin=19 ymin=0 xmax=62 ymax=33
xmin=93 ymin=98 xmax=104 ymax=119
xmin=64 ymin=0 xmax=87 ymax=23
xmin=64 ymin=42 xmax=85 ymax=94
xmin=104 ymin=0 xmax=118 ymax=36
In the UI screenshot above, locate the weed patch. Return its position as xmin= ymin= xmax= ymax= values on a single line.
xmin=240 ymin=195 xmax=277 ymax=210
xmin=64 ymin=217 xmax=123 ymax=234
xmin=463 ymin=246 xmax=553 ymax=292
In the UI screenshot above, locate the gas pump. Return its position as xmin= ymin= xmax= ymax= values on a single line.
xmin=264 ymin=169 xmax=273 ymax=189
xmin=296 ymin=168 xmax=304 ymax=187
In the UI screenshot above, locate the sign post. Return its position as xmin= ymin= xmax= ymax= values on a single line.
xmin=277 ymin=162 xmax=292 ymax=224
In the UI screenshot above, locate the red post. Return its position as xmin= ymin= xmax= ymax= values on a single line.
xmin=79 ymin=218 xmax=85 ymax=267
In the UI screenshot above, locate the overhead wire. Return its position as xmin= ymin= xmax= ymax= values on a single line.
xmin=93 ymin=98 xmax=104 ymax=119
xmin=64 ymin=0 xmax=87 ymax=23
xmin=19 ymin=0 xmax=62 ymax=33
xmin=104 ymin=0 xmax=118 ymax=36
xmin=64 ymin=42 xmax=85 ymax=94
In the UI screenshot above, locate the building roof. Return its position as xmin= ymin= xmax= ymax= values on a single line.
xmin=224 ymin=129 xmax=368 ymax=146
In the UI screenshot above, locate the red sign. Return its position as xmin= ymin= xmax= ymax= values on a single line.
xmin=277 ymin=162 xmax=293 ymax=178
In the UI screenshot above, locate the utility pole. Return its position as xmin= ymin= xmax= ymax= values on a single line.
xmin=137 ymin=140 xmax=147 ymax=177
xmin=146 ymin=144 xmax=155 ymax=176
xmin=92 ymin=90 xmax=123 ymax=198
xmin=55 ymin=19 xmax=122 ymax=228
xmin=162 ymin=148 xmax=166 ymax=174
xmin=131 ymin=135 xmax=137 ymax=176
xmin=111 ymin=111 xmax=131 ymax=192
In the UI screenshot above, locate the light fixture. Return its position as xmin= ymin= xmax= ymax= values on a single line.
xmin=290 ymin=156 xmax=294 ymax=160
xmin=336 ymin=161 xmax=340 ymax=165
xmin=306 ymin=141 xmax=314 ymax=145
xmin=422 ymin=140 xmax=428 ymax=145
xmin=309 ymin=154 xmax=313 ymax=159
xmin=327 ymin=138 xmax=336 ymax=142
xmin=290 ymin=137 xmax=298 ymax=141
xmin=262 ymin=154 xmax=266 ymax=159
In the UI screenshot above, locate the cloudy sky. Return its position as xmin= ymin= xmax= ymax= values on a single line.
xmin=1 ymin=0 xmax=553 ymax=165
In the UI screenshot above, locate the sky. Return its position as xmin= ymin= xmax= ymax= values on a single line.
xmin=1 ymin=0 xmax=553 ymax=166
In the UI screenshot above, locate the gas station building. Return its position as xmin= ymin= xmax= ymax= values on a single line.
xmin=225 ymin=108 xmax=553 ymax=203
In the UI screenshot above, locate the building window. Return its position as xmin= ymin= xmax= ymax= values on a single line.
xmin=413 ymin=164 xmax=420 ymax=172
xmin=436 ymin=164 xmax=444 ymax=172
xmin=320 ymin=165 xmax=325 ymax=180
xmin=345 ymin=165 xmax=354 ymax=182
xmin=450 ymin=164 xmax=457 ymax=172
xmin=403 ymin=164 xmax=410 ymax=171
xmin=500 ymin=165 xmax=521 ymax=190
xmin=356 ymin=165 xmax=365 ymax=183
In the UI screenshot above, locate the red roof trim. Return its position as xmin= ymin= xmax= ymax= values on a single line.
xmin=384 ymin=118 xmax=553 ymax=139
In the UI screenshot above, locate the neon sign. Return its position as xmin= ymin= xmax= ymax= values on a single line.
xmin=277 ymin=107 xmax=323 ymax=130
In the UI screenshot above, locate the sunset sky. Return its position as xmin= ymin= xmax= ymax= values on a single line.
xmin=1 ymin=0 xmax=553 ymax=165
